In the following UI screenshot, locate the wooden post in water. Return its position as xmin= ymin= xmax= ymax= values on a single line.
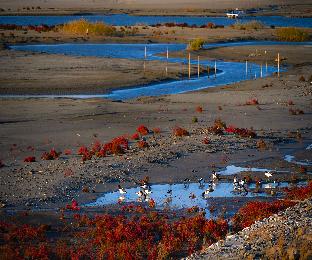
xmin=207 ymin=66 xmax=210 ymax=78
xmin=144 ymin=46 xmax=147 ymax=72
xmin=214 ymin=60 xmax=217 ymax=78
xmin=277 ymin=52 xmax=280 ymax=78
xmin=197 ymin=56 xmax=200 ymax=78
xmin=165 ymin=47 xmax=168 ymax=76
xmin=188 ymin=52 xmax=191 ymax=79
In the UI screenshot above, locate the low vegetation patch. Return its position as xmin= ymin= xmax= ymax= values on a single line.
xmin=60 ymin=19 xmax=124 ymax=36
xmin=188 ymin=38 xmax=205 ymax=51
xmin=231 ymin=20 xmax=265 ymax=30
xmin=276 ymin=27 xmax=310 ymax=42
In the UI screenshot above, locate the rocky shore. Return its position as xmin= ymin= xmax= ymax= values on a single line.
xmin=188 ymin=198 xmax=312 ymax=259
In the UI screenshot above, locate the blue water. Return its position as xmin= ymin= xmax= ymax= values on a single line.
xmin=85 ymin=181 xmax=307 ymax=218
xmin=8 ymin=41 xmax=312 ymax=100
xmin=0 ymin=14 xmax=312 ymax=28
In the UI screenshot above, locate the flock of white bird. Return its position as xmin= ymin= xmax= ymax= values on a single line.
xmin=117 ymin=171 xmax=276 ymax=203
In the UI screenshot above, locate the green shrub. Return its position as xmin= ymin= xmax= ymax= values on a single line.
xmin=276 ymin=27 xmax=310 ymax=42
xmin=231 ymin=20 xmax=265 ymax=30
xmin=188 ymin=38 xmax=205 ymax=51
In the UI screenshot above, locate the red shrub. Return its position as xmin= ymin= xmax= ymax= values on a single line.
xmin=137 ymin=125 xmax=149 ymax=136
xmin=131 ymin=133 xmax=140 ymax=140
xmin=148 ymin=199 xmax=156 ymax=208
xmin=41 ymin=148 xmax=61 ymax=160
xmin=153 ymin=128 xmax=161 ymax=134
xmin=64 ymin=149 xmax=72 ymax=155
xmin=196 ymin=106 xmax=203 ymax=113
xmin=187 ymin=206 xmax=199 ymax=213
xmin=77 ymin=146 xmax=92 ymax=161
xmin=137 ymin=140 xmax=149 ymax=149
xmin=225 ymin=126 xmax=257 ymax=138
xmin=284 ymin=181 xmax=312 ymax=200
xmin=232 ymin=200 xmax=295 ymax=231
xmin=24 ymin=156 xmax=36 ymax=162
xmin=91 ymin=140 xmax=102 ymax=154
xmin=203 ymin=138 xmax=209 ymax=144
xmin=95 ymin=149 xmax=106 ymax=158
xmin=66 ymin=199 xmax=80 ymax=211
xmin=78 ymin=146 xmax=89 ymax=155
xmin=246 ymin=98 xmax=259 ymax=105
xmin=288 ymin=100 xmax=294 ymax=106
xmin=173 ymin=126 xmax=189 ymax=137
xmin=103 ymin=136 xmax=129 ymax=155
xmin=0 ymin=160 xmax=4 ymax=168
xmin=206 ymin=22 xmax=216 ymax=29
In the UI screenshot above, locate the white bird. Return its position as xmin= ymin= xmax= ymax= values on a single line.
xmin=118 ymin=185 xmax=127 ymax=194
xmin=144 ymin=189 xmax=152 ymax=195
xmin=264 ymin=171 xmax=273 ymax=179
xmin=211 ymin=172 xmax=219 ymax=182
xmin=118 ymin=196 xmax=125 ymax=202
xmin=233 ymin=176 xmax=239 ymax=186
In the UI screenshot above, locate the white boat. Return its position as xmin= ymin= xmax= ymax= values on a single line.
xmin=226 ymin=9 xmax=245 ymax=19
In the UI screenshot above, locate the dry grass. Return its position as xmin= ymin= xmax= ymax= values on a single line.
xmin=60 ymin=19 xmax=118 ymax=36
xmin=188 ymin=38 xmax=204 ymax=51
xmin=276 ymin=27 xmax=310 ymax=42
xmin=265 ymin=227 xmax=312 ymax=259
xmin=231 ymin=20 xmax=265 ymax=30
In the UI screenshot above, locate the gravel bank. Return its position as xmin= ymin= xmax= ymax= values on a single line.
xmin=188 ymin=199 xmax=312 ymax=259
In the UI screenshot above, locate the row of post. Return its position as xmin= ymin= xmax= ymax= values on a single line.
xmin=144 ymin=46 xmax=281 ymax=79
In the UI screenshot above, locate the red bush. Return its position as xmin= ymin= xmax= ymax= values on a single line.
xmin=24 ymin=156 xmax=36 ymax=163
xmin=78 ymin=146 xmax=89 ymax=155
xmin=153 ymin=128 xmax=161 ymax=134
xmin=137 ymin=125 xmax=149 ymax=136
xmin=77 ymin=146 xmax=92 ymax=161
xmin=104 ymin=136 xmax=129 ymax=155
xmin=131 ymin=133 xmax=140 ymax=140
xmin=64 ymin=149 xmax=72 ymax=155
xmin=137 ymin=140 xmax=149 ymax=149
xmin=91 ymin=140 xmax=102 ymax=154
xmin=225 ymin=126 xmax=257 ymax=138
xmin=41 ymin=148 xmax=61 ymax=160
xmin=203 ymin=137 xmax=209 ymax=144
xmin=0 ymin=160 xmax=4 ymax=168
xmin=196 ymin=106 xmax=203 ymax=113
xmin=95 ymin=149 xmax=106 ymax=158
xmin=284 ymin=181 xmax=312 ymax=200
xmin=246 ymin=98 xmax=259 ymax=105
xmin=232 ymin=200 xmax=295 ymax=231
xmin=173 ymin=126 xmax=189 ymax=137
xmin=65 ymin=200 xmax=80 ymax=211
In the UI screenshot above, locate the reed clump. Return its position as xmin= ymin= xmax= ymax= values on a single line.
xmin=276 ymin=27 xmax=309 ymax=42
xmin=231 ymin=20 xmax=265 ymax=30
xmin=60 ymin=19 xmax=118 ymax=36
